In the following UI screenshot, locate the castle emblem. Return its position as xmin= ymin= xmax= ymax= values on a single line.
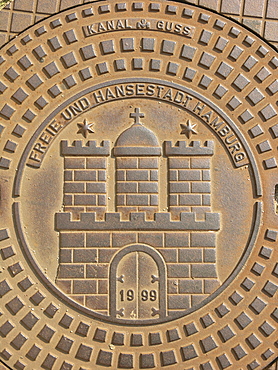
xmin=55 ymin=108 xmax=220 ymax=320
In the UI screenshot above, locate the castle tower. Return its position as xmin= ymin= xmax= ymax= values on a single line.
xmin=114 ymin=108 xmax=161 ymax=220
xmin=61 ymin=140 xmax=110 ymax=220
xmin=165 ymin=140 xmax=214 ymax=221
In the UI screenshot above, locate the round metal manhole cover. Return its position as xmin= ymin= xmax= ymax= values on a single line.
xmin=0 ymin=1 xmax=277 ymax=369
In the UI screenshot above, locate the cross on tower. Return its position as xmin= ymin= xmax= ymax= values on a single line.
xmin=130 ymin=108 xmax=145 ymax=125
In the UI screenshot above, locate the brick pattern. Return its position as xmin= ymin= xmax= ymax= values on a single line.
xmin=0 ymin=0 xmax=278 ymax=49
xmin=56 ymin=231 xmax=219 ymax=314
xmin=116 ymin=157 xmax=159 ymax=219
xmin=167 ymin=143 xmax=212 ymax=220
xmin=63 ymin=155 xmax=107 ymax=220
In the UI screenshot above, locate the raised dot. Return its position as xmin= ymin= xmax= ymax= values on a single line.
xmin=241 ymin=277 xmax=255 ymax=291
xmin=214 ymin=37 xmax=228 ymax=51
xmin=166 ymin=328 xmax=180 ymax=342
xmin=43 ymin=62 xmax=60 ymax=78
xmin=243 ymin=35 xmax=255 ymax=46
xmin=6 ymin=296 xmax=24 ymax=315
xmin=183 ymin=67 xmax=196 ymax=81
xmin=133 ymin=58 xmax=143 ymax=69
xmin=267 ymin=80 xmax=278 ymax=95
xmin=232 ymin=344 xmax=247 ymax=360
xmin=215 ymin=303 xmax=230 ymax=317
xmin=48 ymin=36 xmax=62 ymax=51
xmin=180 ymin=45 xmax=196 ymax=61
xmin=227 ymin=96 xmax=242 ymax=110
xmin=10 ymin=332 xmax=27 ymax=350
xmin=166 ymin=5 xmax=177 ymax=13
xmin=63 ymin=75 xmax=77 ymax=88
xmin=142 ymin=38 xmax=155 ymax=51
xmin=213 ymin=84 xmax=228 ymax=98
xmin=218 ymin=325 xmax=235 ymax=342
xmin=239 ymin=109 xmax=253 ymax=123
xmin=93 ymin=328 xmax=107 ymax=342
xmin=0 ymin=104 xmax=15 ymax=119
xmin=116 ymin=3 xmax=127 ymax=11
xmin=246 ymin=333 xmax=261 ymax=349
xmin=121 ymin=38 xmax=134 ymax=51
xmin=96 ymin=350 xmax=113 ymax=366
xmin=66 ymin=13 xmax=78 ymax=22
xmin=183 ymin=8 xmax=194 ymax=17
xmin=199 ymin=13 xmax=210 ymax=22
xmin=118 ymin=353 xmax=134 ymax=368
xmin=0 ymin=320 xmax=14 ymax=336
xmin=21 ymin=311 xmax=39 ymax=330
xmin=216 ymin=62 xmax=233 ymax=78
xmin=229 ymin=46 xmax=243 ymax=61
xmin=167 ymin=62 xmax=179 ymax=75
xmin=257 ymin=45 xmax=268 ymax=56
xmin=34 ymin=96 xmax=48 ymax=109
xmin=18 ymin=55 xmax=33 ymax=70
xmin=149 ymin=332 xmax=162 ymax=345
xmin=82 ymin=8 xmax=93 ymax=17
xmin=259 ymin=321 xmax=275 ymax=337
xmin=26 ymin=344 xmax=41 ymax=361
xmin=200 ymin=314 xmax=214 ymax=328
xmin=50 ymin=19 xmax=62 ymax=28
xmin=229 ymin=291 xmax=243 ymax=305
xmin=12 ymin=88 xmax=28 ymax=104
xmin=75 ymin=321 xmax=90 ymax=337
xmin=263 ymin=280 xmax=278 ymax=297
xmin=1 ymin=245 xmax=15 ymax=258
xmin=133 ymin=2 xmax=143 ymax=10
xmin=229 ymin=27 xmax=240 ymax=37
xmin=233 ymin=74 xmax=250 ymax=91
xmin=56 ymin=335 xmax=73 ymax=354
xmin=97 ymin=62 xmax=109 ymax=74
xmin=214 ymin=19 xmax=226 ymax=29
xmin=60 ymin=52 xmax=77 ymax=68
xmin=30 ymin=291 xmax=45 ymax=305
xmin=216 ymin=353 xmax=232 ymax=369
xmin=199 ymin=75 xmax=212 ymax=88
xmin=35 ymin=26 xmax=46 ymax=36
xmin=150 ymin=59 xmax=161 ymax=71
xmin=79 ymin=67 xmax=92 ymax=80
xmin=18 ymin=277 xmax=33 ymax=291
xmin=41 ymin=354 xmax=57 ymax=369
xmin=112 ymin=332 xmax=125 ymax=345
xmin=80 ymin=45 xmax=96 ymax=60
xmin=180 ymin=344 xmax=198 ymax=360
xmin=99 ymin=4 xmax=110 ymax=13
xmin=200 ymin=335 xmax=217 ymax=353
xmin=139 ymin=353 xmax=155 ymax=368
xmin=0 ymin=157 xmax=11 ymax=169
xmin=199 ymin=52 xmax=215 ymax=68
xmin=260 ymin=104 xmax=277 ymax=121
xmin=7 ymin=44 xmax=18 ymax=55
xmin=160 ymin=350 xmax=177 ymax=366
xmin=249 ymin=296 xmax=267 ymax=314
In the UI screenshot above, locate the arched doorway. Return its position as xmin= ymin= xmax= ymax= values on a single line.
xmin=109 ymin=245 xmax=167 ymax=320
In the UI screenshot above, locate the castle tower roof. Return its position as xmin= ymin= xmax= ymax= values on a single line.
xmin=114 ymin=108 xmax=161 ymax=156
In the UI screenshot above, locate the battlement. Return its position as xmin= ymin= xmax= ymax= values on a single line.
xmin=165 ymin=141 xmax=214 ymax=156
xmin=55 ymin=211 xmax=220 ymax=231
xmin=61 ymin=140 xmax=110 ymax=156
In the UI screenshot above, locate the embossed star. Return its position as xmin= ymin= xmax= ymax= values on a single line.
xmin=180 ymin=120 xmax=198 ymax=139
xmin=77 ymin=119 xmax=94 ymax=138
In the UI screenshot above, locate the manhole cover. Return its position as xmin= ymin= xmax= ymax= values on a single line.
xmin=0 ymin=1 xmax=277 ymax=369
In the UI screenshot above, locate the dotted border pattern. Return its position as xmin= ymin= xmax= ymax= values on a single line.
xmin=0 ymin=2 xmax=277 ymax=369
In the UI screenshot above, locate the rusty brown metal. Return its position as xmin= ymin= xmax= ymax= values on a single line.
xmin=0 ymin=0 xmax=277 ymax=369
